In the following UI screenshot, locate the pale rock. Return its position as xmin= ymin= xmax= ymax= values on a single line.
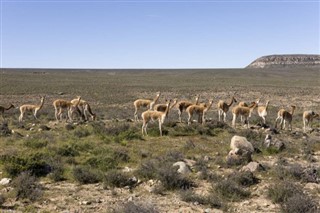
xmin=0 ymin=178 xmax=11 ymax=185
xmin=173 ymin=161 xmax=191 ymax=175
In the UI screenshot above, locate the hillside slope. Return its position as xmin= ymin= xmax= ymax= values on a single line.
xmin=246 ymin=54 xmax=320 ymax=68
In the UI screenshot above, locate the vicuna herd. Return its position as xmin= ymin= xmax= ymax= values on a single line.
xmin=0 ymin=92 xmax=319 ymax=136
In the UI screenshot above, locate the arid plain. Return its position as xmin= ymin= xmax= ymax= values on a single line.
xmin=0 ymin=68 xmax=319 ymax=212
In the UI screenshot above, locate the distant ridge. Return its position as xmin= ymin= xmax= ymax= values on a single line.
xmin=246 ymin=54 xmax=320 ymax=68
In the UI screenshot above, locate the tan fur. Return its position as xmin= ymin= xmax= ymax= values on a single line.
xmin=134 ymin=92 xmax=161 ymax=121
xmin=275 ymin=105 xmax=296 ymax=131
xmin=141 ymin=99 xmax=171 ymax=136
xmin=186 ymin=99 xmax=213 ymax=125
xmin=0 ymin=104 xmax=15 ymax=120
xmin=19 ymin=96 xmax=45 ymax=122
xmin=303 ymin=110 xmax=319 ymax=132
xmin=257 ymin=100 xmax=270 ymax=124
xmin=176 ymin=95 xmax=200 ymax=122
xmin=154 ymin=98 xmax=177 ymax=112
xmin=53 ymin=96 xmax=81 ymax=122
xmin=70 ymin=99 xmax=96 ymax=121
xmin=217 ymin=96 xmax=237 ymax=122
xmin=232 ymin=102 xmax=257 ymax=128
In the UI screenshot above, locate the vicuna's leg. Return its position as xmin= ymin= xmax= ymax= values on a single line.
xmin=232 ymin=114 xmax=236 ymax=127
xmin=19 ymin=111 xmax=24 ymax=122
xmin=223 ymin=112 xmax=227 ymax=122
xmin=178 ymin=107 xmax=183 ymax=123
xmin=187 ymin=112 xmax=193 ymax=126
xmin=218 ymin=110 xmax=221 ymax=122
xmin=33 ymin=109 xmax=39 ymax=120
xmin=159 ymin=120 xmax=162 ymax=136
xmin=275 ymin=116 xmax=281 ymax=128
xmin=134 ymin=109 xmax=139 ymax=122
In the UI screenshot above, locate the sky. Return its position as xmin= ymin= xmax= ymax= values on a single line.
xmin=0 ymin=0 xmax=319 ymax=69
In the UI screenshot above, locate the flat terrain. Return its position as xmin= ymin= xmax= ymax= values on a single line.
xmin=0 ymin=68 xmax=319 ymax=212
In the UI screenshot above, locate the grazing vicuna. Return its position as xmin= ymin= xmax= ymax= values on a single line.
xmin=231 ymin=102 xmax=257 ymax=128
xmin=217 ymin=96 xmax=237 ymax=122
xmin=141 ymin=99 xmax=171 ymax=136
xmin=275 ymin=105 xmax=296 ymax=131
xmin=53 ymin=96 xmax=81 ymax=122
xmin=176 ymin=95 xmax=200 ymax=123
xmin=0 ymin=104 xmax=15 ymax=120
xmin=186 ymin=99 xmax=213 ymax=125
xmin=134 ymin=92 xmax=161 ymax=121
xmin=19 ymin=96 xmax=45 ymax=122
xmin=70 ymin=99 xmax=96 ymax=121
xmin=302 ymin=110 xmax=319 ymax=132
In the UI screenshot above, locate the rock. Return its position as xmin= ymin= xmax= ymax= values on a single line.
xmin=240 ymin=162 xmax=264 ymax=173
xmin=39 ymin=125 xmax=51 ymax=131
xmin=204 ymin=208 xmax=211 ymax=213
xmin=122 ymin=167 xmax=132 ymax=173
xmin=173 ymin=161 xmax=191 ymax=175
xmin=230 ymin=135 xmax=254 ymax=155
xmin=183 ymin=159 xmax=196 ymax=169
xmin=264 ymin=134 xmax=285 ymax=151
xmin=128 ymin=196 xmax=133 ymax=202
xmin=0 ymin=178 xmax=11 ymax=185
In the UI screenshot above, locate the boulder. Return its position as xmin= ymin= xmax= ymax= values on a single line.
xmin=240 ymin=162 xmax=264 ymax=173
xmin=173 ymin=161 xmax=191 ymax=175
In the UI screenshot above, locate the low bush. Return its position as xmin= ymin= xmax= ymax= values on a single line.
xmin=282 ymin=193 xmax=318 ymax=213
xmin=267 ymin=181 xmax=302 ymax=204
xmin=73 ymin=126 xmax=91 ymax=138
xmin=12 ymin=171 xmax=43 ymax=201
xmin=268 ymin=181 xmax=318 ymax=213
xmin=229 ymin=171 xmax=259 ymax=187
xmin=214 ymin=179 xmax=250 ymax=201
xmin=180 ymin=190 xmax=207 ymax=204
xmin=104 ymin=170 xmax=134 ymax=188
xmin=48 ymin=157 xmax=65 ymax=182
xmin=72 ymin=165 xmax=102 ymax=184
xmin=157 ymin=164 xmax=194 ymax=190
xmin=0 ymin=122 xmax=11 ymax=136
xmin=0 ymin=152 xmax=51 ymax=177
xmin=113 ymin=201 xmax=159 ymax=213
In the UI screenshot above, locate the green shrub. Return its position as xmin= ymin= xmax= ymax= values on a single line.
xmin=48 ymin=157 xmax=65 ymax=182
xmin=0 ymin=152 xmax=51 ymax=177
xmin=136 ymin=159 xmax=159 ymax=180
xmin=229 ymin=171 xmax=259 ymax=187
xmin=24 ymin=138 xmax=48 ymax=149
xmin=180 ymin=190 xmax=207 ymax=204
xmin=157 ymin=164 xmax=194 ymax=190
xmin=56 ymin=144 xmax=80 ymax=157
xmin=104 ymin=170 xmax=135 ymax=188
xmin=12 ymin=171 xmax=43 ymax=201
xmin=282 ymin=193 xmax=318 ymax=213
xmin=267 ymin=181 xmax=301 ymax=204
xmin=72 ymin=166 xmax=102 ymax=184
xmin=114 ymin=201 xmax=159 ymax=213
xmin=214 ymin=179 xmax=250 ymax=201
xmin=73 ymin=126 xmax=91 ymax=138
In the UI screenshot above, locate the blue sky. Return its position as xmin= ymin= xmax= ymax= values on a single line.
xmin=1 ymin=0 xmax=319 ymax=68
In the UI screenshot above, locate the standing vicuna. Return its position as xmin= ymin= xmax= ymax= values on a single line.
xmin=302 ymin=110 xmax=319 ymax=133
xmin=176 ymin=94 xmax=200 ymax=123
xmin=231 ymin=102 xmax=257 ymax=128
xmin=275 ymin=105 xmax=296 ymax=131
xmin=19 ymin=96 xmax=46 ymax=122
xmin=186 ymin=99 xmax=213 ymax=125
xmin=154 ymin=98 xmax=178 ymax=113
xmin=134 ymin=92 xmax=161 ymax=121
xmin=141 ymin=99 xmax=171 ymax=136
xmin=257 ymin=100 xmax=270 ymax=125
xmin=53 ymin=96 xmax=81 ymax=122
xmin=0 ymin=104 xmax=15 ymax=120
xmin=70 ymin=99 xmax=96 ymax=121
xmin=217 ymin=96 xmax=237 ymax=122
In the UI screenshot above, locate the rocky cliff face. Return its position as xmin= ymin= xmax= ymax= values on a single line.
xmin=246 ymin=54 xmax=320 ymax=68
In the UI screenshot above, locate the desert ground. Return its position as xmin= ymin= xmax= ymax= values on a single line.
xmin=0 ymin=68 xmax=319 ymax=212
